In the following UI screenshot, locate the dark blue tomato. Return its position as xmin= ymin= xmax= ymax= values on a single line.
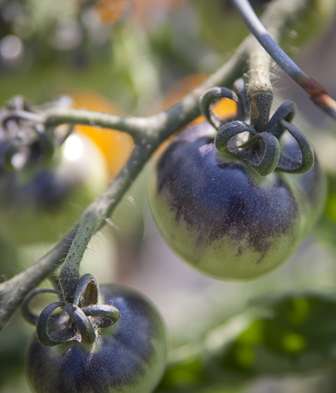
xmin=0 ymin=134 xmax=107 ymax=245
xmin=0 ymin=170 xmax=70 ymax=210
xmin=26 ymin=285 xmax=167 ymax=393
xmin=148 ymin=123 xmax=325 ymax=280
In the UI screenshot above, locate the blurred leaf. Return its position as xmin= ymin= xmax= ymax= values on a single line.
xmin=157 ymin=292 xmax=336 ymax=392
xmin=27 ymin=0 xmax=76 ymax=32
xmin=318 ymin=172 xmax=336 ymax=249
xmin=283 ymin=0 xmax=336 ymax=51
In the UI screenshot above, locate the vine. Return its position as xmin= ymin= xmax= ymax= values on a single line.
xmin=0 ymin=0 xmax=334 ymax=332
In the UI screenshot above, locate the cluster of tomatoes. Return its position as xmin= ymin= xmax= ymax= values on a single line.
xmin=0 ymin=83 xmax=325 ymax=393
xmin=0 ymin=94 xmax=166 ymax=393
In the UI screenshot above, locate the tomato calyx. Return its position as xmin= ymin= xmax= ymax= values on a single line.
xmin=0 ymin=96 xmax=73 ymax=173
xmin=22 ymin=274 xmax=120 ymax=347
xmin=200 ymin=80 xmax=314 ymax=176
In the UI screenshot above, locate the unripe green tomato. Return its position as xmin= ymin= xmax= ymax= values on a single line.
xmin=27 ymin=284 xmax=167 ymax=393
xmin=0 ymin=134 xmax=108 ymax=246
xmin=148 ymin=124 xmax=325 ymax=280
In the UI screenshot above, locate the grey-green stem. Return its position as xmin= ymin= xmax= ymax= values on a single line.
xmin=247 ymin=42 xmax=273 ymax=131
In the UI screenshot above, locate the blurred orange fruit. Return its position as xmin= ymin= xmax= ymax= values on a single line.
xmin=93 ymin=0 xmax=186 ymax=26
xmin=95 ymin=0 xmax=130 ymax=24
xmin=71 ymin=92 xmax=134 ymax=178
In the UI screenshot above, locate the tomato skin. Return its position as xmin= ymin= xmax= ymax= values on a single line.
xmin=148 ymin=124 xmax=325 ymax=280
xmin=27 ymin=285 xmax=166 ymax=393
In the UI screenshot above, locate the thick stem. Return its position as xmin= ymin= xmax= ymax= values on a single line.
xmin=45 ymin=110 xmax=153 ymax=142
xmin=247 ymin=42 xmax=273 ymax=131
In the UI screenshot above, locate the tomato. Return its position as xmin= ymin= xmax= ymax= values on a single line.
xmin=0 ymin=133 xmax=108 ymax=246
xmin=26 ymin=283 xmax=167 ymax=393
xmin=148 ymin=123 xmax=325 ymax=280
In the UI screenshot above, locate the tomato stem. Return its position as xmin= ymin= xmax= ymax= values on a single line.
xmin=247 ymin=42 xmax=273 ymax=131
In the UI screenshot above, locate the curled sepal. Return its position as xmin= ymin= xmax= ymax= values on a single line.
xmin=63 ymin=304 xmax=96 ymax=344
xmin=36 ymin=302 xmax=74 ymax=346
xmin=22 ymin=274 xmax=121 ymax=347
xmin=267 ymin=100 xmax=296 ymax=138
xmin=215 ymin=121 xmax=280 ymax=175
xmin=215 ymin=120 xmax=255 ymax=157
xmin=0 ymin=95 xmax=74 ymax=173
xmin=21 ymin=288 xmax=59 ymax=325
xmin=246 ymin=132 xmax=281 ymax=176
xmin=201 ymin=84 xmax=314 ymax=177
xmin=233 ymin=79 xmax=249 ymax=120
xmin=277 ymin=120 xmax=314 ymax=173
xmin=73 ymin=273 xmax=98 ymax=307
xmin=83 ymin=304 xmax=120 ymax=328
xmin=200 ymin=87 xmax=240 ymax=129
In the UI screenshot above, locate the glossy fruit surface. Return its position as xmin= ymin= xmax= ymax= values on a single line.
xmin=27 ymin=284 xmax=166 ymax=393
xmin=148 ymin=123 xmax=325 ymax=280
xmin=0 ymin=134 xmax=107 ymax=245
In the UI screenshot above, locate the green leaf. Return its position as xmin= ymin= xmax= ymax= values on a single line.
xmin=157 ymin=292 xmax=336 ymax=392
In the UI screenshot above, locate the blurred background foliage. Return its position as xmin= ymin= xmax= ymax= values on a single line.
xmin=1 ymin=0 xmax=336 ymax=392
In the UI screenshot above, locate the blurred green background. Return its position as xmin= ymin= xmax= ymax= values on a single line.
xmin=1 ymin=1 xmax=336 ymax=392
